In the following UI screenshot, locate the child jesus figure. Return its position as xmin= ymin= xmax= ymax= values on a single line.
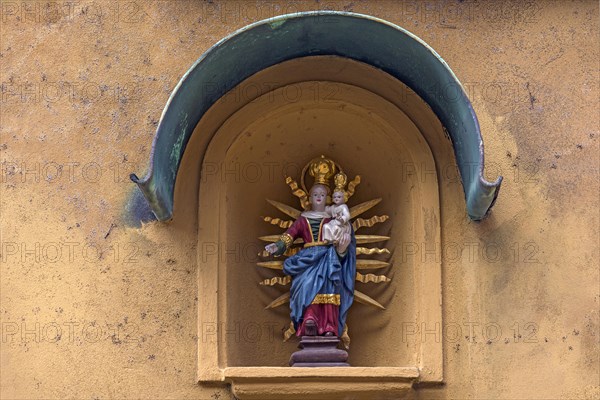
xmin=323 ymin=174 xmax=351 ymax=245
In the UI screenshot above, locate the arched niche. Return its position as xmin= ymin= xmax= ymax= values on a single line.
xmin=185 ymin=56 xmax=450 ymax=398
xmin=129 ymin=12 xmax=503 ymax=399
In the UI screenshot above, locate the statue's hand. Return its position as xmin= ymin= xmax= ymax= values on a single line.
xmin=336 ymin=233 xmax=350 ymax=254
xmin=265 ymin=243 xmax=278 ymax=255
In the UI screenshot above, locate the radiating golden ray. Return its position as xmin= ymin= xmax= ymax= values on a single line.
xmin=256 ymin=261 xmax=284 ymax=270
xmin=355 ymin=235 xmax=390 ymax=244
xmin=259 ymin=276 xmax=291 ymax=286
xmin=355 ymin=272 xmax=391 ymax=283
xmin=285 ymin=176 xmax=310 ymax=210
xmin=356 ymin=247 xmax=390 ymax=255
xmin=340 ymin=324 xmax=350 ymax=350
xmin=262 ymin=216 xmax=293 ymax=229
xmin=267 ymin=199 xmax=301 ymax=219
xmin=259 ymin=173 xmax=393 ymax=319
xmin=258 ymin=235 xmax=279 ymax=243
xmin=356 ymin=260 xmax=390 ymax=270
xmin=259 ymin=235 xmax=304 ymax=244
xmin=349 ymin=198 xmax=381 ymax=219
xmin=354 ymin=289 xmax=386 ymax=310
xmin=346 ymin=175 xmax=361 ymax=199
xmin=265 ymin=292 xmax=290 ymax=309
xmin=283 ymin=321 xmax=295 ymax=341
xmin=353 ymin=215 xmax=389 ymax=231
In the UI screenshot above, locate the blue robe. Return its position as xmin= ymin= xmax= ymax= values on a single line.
xmin=283 ymin=230 xmax=356 ymax=336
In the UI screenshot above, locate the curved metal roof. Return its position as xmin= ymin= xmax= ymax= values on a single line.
xmin=131 ymin=11 xmax=502 ymax=221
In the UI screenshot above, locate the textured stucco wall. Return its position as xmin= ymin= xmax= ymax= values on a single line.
xmin=1 ymin=1 xmax=598 ymax=399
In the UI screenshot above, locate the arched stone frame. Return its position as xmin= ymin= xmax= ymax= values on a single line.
xmin=177 ymin=57 xmax=449 ymax=398
xmin=129 ymin=12 xmax=503 ymax=399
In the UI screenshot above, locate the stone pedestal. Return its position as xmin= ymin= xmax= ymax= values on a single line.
xmin=289 ymin=336 xmax=350 ymax=367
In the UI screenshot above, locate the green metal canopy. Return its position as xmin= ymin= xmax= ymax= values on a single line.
xmin=130 ymin=11 xmax=502 ymax=222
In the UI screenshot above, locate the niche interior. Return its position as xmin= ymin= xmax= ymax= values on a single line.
xmin=184 ymin=56 xmax=452 ymax=399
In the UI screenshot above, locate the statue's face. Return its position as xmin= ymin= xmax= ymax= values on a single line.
xmin=309 ymin=185 xmax=327 ymax=211
xmin=332 ymin=191 xmax=344 ymax=205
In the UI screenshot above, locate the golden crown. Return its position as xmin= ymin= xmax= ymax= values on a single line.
xmin=333 ymin=172 xmax=348 ymax=192
xmin=307 ymin=155 xmax=336 ymax=188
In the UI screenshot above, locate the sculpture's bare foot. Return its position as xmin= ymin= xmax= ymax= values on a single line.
xmin=305 ymin=319 xmax=317 ymax=336
xmin=324 ymin=331 xmax=335 ymax=337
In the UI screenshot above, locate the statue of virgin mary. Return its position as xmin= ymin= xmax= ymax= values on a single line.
xmin=265 ymin=156 xmax=356 ymax=337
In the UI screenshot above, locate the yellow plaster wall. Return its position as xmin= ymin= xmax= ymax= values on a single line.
xmin=1 ymin=1 xmax=598 ymax=399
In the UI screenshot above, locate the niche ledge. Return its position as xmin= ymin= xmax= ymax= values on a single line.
xmin=219 ymin=366 xmax=420 ymax=399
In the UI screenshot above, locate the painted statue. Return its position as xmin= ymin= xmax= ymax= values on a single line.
xmin=265 ymin=157 xmax=356 ymax=337
xmin=259 ymin=155 xmax=392 ymax=350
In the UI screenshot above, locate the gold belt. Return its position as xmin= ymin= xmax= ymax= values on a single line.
xmin=303 ymin=241 xmax=330 ymax=248
xmin=311 ymin=294 xmax=340 ymax=306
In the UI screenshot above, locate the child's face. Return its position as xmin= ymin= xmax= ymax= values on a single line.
xmin=332 ymin=191 xmax=344 ymax=205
